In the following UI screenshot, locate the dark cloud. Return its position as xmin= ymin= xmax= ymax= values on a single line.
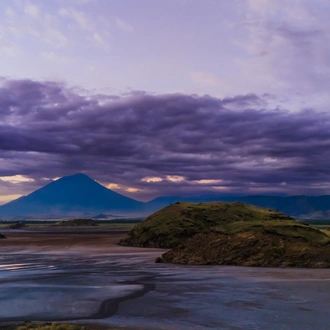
xmin=0 ymin=78 xmax=330 ymax=200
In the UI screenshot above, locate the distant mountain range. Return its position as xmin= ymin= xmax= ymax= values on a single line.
xmin=148 ymin=195 xmax=330 ymax=220
xmin=0 ymin=173 xmax=330 ymax=219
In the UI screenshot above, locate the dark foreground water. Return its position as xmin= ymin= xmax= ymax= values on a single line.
xmin=1 ymin=249 xmax=330 ymax=329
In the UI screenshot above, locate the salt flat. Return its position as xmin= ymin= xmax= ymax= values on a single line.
xmin=1 ymin=228 xmax=330 ymax=330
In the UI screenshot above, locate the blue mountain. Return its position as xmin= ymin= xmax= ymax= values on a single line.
xmin=0 ymin=173 xmax=144 ymax=216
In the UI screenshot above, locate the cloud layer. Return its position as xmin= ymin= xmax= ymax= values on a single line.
xmin=0 ymin=78 xmax=330 ymax=200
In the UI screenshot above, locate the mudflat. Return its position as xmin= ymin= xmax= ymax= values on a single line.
xmin=1 ymin=227 xmax=330 ymax=329
xmin=0 ymin=227 xmax=165 ymax=254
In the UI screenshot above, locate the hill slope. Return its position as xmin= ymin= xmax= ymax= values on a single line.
xmin=0 ymin=173 xmax=144 ymax=216
xmin=120 ymin=202 xmax=330 ymax=267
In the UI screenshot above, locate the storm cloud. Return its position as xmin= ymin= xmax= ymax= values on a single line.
xmin=0 ymin=78 xmax=330 ymax=200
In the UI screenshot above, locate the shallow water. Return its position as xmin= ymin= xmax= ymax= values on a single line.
xmin=1 ymin=238 xmax=330 ymax=329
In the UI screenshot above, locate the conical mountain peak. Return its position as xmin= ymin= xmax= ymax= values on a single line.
xmin=0 ymin=173 xmax=144 ymax=216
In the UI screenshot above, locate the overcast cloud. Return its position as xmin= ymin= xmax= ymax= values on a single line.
xmin=0 ymin=78 xmax=329 ymax=201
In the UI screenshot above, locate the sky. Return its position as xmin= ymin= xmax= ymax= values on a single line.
xmin=1 ymin=0 xmax=330 ymax=203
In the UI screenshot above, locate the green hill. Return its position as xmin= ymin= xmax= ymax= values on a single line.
xmin=119 ymin=202 xmax=330 ymax=267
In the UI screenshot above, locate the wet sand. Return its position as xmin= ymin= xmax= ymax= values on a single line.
xmin=0 ymin=227 xmax=166 ymax=329
xmin=1 ymin=227 xmax=330 ymax=329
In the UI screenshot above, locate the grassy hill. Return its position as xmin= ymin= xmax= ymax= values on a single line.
xmin=119 ymin=202 xmax=293 ymax=248
xmin=120 ymin=202 xmax=330 ymax=267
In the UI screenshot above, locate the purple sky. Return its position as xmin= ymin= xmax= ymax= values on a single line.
xmin=1 ymin=0 xmax=330 ymax=203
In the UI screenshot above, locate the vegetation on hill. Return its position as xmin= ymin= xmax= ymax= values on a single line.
xmin=54 ymin=219 xmax=97 ymax=226
xmin=120 ymin=202 xmax=330 ymax=267
xmin=119 ymin=202 xmax=293 ymax=248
